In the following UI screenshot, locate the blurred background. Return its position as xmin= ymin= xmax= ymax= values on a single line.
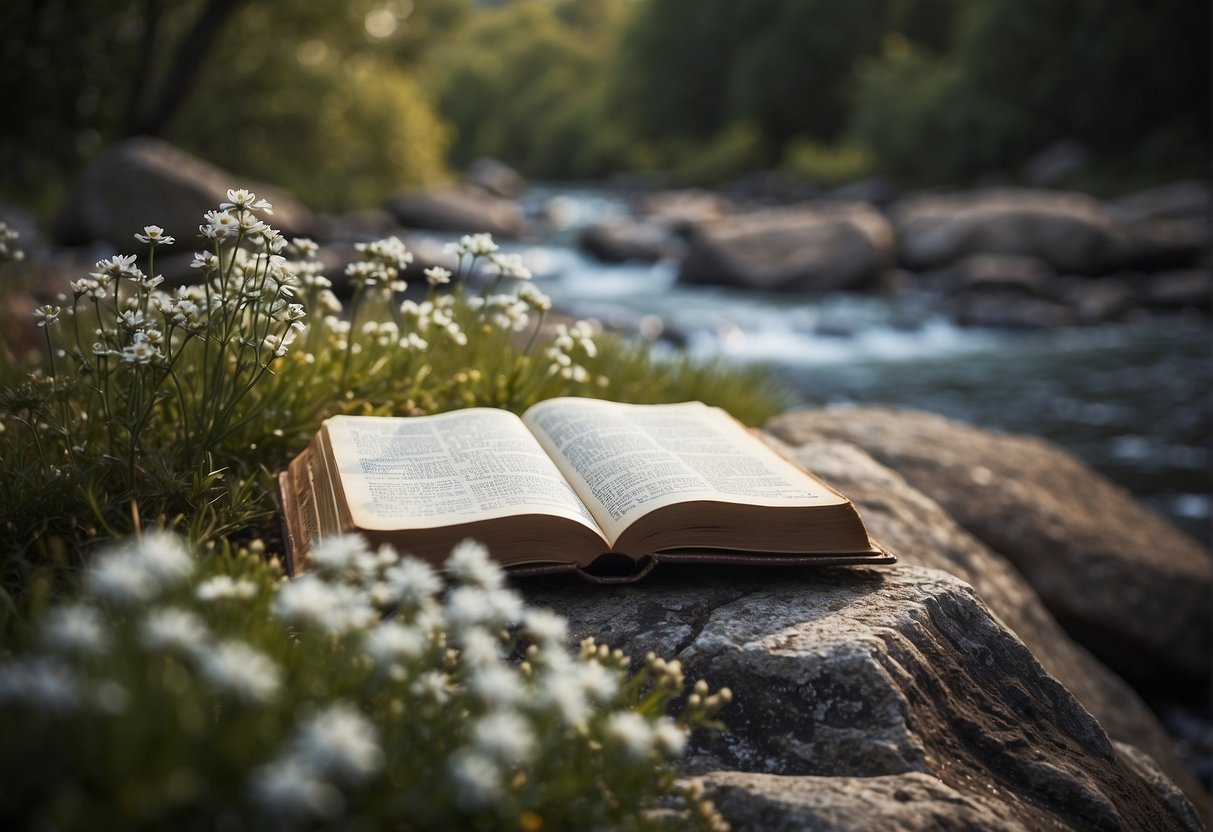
xmin=0 ymin=0 xmax=1209 ymax=543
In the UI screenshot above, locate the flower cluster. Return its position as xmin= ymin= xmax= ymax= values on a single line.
xmin=0 ymin=220 xmax=24 ymax=263
xmin=0 ymin=533 xmax=730 ymax=830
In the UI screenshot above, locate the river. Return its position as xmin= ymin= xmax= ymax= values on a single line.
xmin=499 ymin=187 xmax=1211 ymax=543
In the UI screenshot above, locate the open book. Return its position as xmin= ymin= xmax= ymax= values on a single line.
xmin=279 ymin=398 xmax=893 ymax=581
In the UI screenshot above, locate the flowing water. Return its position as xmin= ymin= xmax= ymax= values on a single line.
xmin=498 ymin=187 xmax=1212 ymax=543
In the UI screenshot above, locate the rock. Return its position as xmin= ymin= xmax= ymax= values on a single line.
xmin=678 ymin=202 xmax=895 ymax=292
xmin=54 ymin=137 xmax=313 ymax=249
xmin=1138 ymin=269 xmax=1212 ymax=311
xmin=465 ymin=157 xmax=526 ymax=200
xmin=578 ymin=220 xmax=682 ymax=263
xmin=892 ymin=188 xmax=1125 ymax=274
xmin=949 ymin=253 xmax=1053 ymax=295
xmin=1022 ymin=140 xmax=1088 ymax=187
xmin=637 ymin=190 xmax=734 ymax=233
xmin=1109 ymin=180 xmax=1211 ymax=223
xmin=309 ymin=210 xmax=404 ymax=244
xmin=954 ymin=292 xmax=1075 ymax=329
xmin=765 ymin=407 xmax=1213 ymax=693
xmin=524 ymin=566 xmax=1201 ymax=831
xmin=1119 ymin=218 xmax=1209 ymax=272
xmin=383 ymin=185 xmax=525 ymax=239
xmin=758 ymin=436 xmax=1209 ymax=812
xmin=701 ymin=771 xmax=1029 ymax=832
xmin=1057 ymin=277 xmax=1137 ymax=325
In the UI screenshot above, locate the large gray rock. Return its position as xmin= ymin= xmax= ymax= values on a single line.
xmin=1109 ymin=181 xmax=1211 ymax=224
xmin=637 ymin=189 xmax=734 ymax=233
xmin=524 ymin=566 xmax=1201 ymax=831
xmin=762 ymin=437 xmax=1208 ymax=811
xmin=383 ymin=185 xmax=525 ymax=238
xmin=579 ymin=220 xmax=682 ymax=264
xmin=465 ymin=157 xmax=526 ymax=200
xmin=893 ymin=188 xmax=1125 ymax=274
xmin=765 ymin=408 xmax=1212 ymax=691
xmin=55 ymin=137 xmax=313 ymax=249
xmin=678 ymin=202 xmax=895 ymax=292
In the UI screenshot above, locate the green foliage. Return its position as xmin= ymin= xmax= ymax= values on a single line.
xmin=0 ymin=532 xmax=731 ymax=830
xmin=851 ymin=0 xmax=1210 ymax=183
xmin=1 ymin=0 xmax=466 ymax=214
xmin=0 ymin=197 xmax=783 ymax=607
xmin=781 ymin=139 xmax=875 ymax=188
xmin=427 ymin=0 xmax=629 ymax=178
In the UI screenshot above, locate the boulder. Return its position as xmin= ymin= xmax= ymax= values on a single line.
xmin=465 ymin=157 xmax=526 ymax=200
xmin=678 ymin=202 xmax=895 ymax=292
xmin=1109 ymin=181 xmax=1211 ymax=224
xmin=1118 ymin=217 xmax=1208 ymax=272
xmin=383 ymin=185 xmax=525 ymax=239
xmin=761 ymin=436 xmax=1208 ymax=810
xmin=1138 ymin=269 xmax=1212 ymax=311
xmin=953 ymin=292 xmax=1075 ymax=329
xmin=637 ymin=190 xmax=734 ymax=233
xmin=765 ymin=407 xmax=1213 ymax=692
xmin=578 ymin=220 xmax=682 ymax=264
xmin=55 ymin=137 xmax=313 ymax=249
xmin=949 ymin=253 xmax=1053 ymax=296
xmin=1057 ymin=277 xmax=1137 ymax=325
xmin=892 ymin=188 xmax=1125 ymax=274
xmin=524 ymin=566 xmax=1202 ymax=831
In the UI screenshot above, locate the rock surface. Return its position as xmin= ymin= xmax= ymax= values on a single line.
xmin=579 ymin=220 xmax=681 ymax=263
xmin=893 ymin=188 xmax=1125 ymax=274
xmin=465 ymin=157 xmax=527 ymax=200
xmin=765 ymin=408 xmax=1212 ymax=691
xmin=54 ymin=137 xmax=313 ymax=249
xmin=523 ymin=566 xmax=1201 ymax=831
xmin=383 ymin=185 xmax=525 ymax=238
xmin=678 ymin=202 xmax=894 ymax=292
xmin=762 ymin=436 xmax=1209 ymax=811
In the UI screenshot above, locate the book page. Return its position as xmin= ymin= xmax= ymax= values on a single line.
xmin=523 ymin=398 xmax=846 ymax=544
xmin=325 ymin=411 xmax=603 ymax=534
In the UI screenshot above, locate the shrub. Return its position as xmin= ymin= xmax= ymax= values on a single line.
xmin=0 ymin=532 xmax=731 ymax=830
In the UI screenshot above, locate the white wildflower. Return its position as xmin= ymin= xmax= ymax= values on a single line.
xmin=92 ymin=254 xmax=140 ymax=280
xmin=445 ymin=586 xmax=522 ymax=631
xmin=39 ymin=603 xmax=108 ymax=655
xmin=221 ymin=188 xmax=274 ymax=214
xmin=0 ymin=658 xmax=79 ymax=711
xmin=363 ymin=620 xmax=425 ymax=667
xmin=486 ymin=252 xmax=531 ymax=281
xmin=92 ymin=679 xmax=129 ymax=715
xmin=522 ymin=608 xmax=568 ymax=649
xmin=196 ymin=575 xmax=259 ymax=602
xmin=86 ymin=553 xmax=158 ymax=605
xmin=458 ymin=627 xmax=503 ymax=668
xmin=250 ymin=759 xmax=342 ymax=819
xmin=653 ymin=717 xmax=688 ymax=757
xmin=411 ymin=670 xmax=452 ymax=703
xmin=424 ymin=266 xmax=452 ymax=286
xmin=33 ymin=304 xmax=61 ymax=328
xmin=199 ymin=640 xmax=282 ymax=703
xmin=383 ymin=558 xmax=441 ymax=607
xmin=274 ymin=574 xmax=376 ymax=634
xmin=605 ymin=711 xmax=655 ymax=760
xmin=201 ymin=209 xmax=240 ymax=240
xmin=449 ymin=749 xmax=502 ymax=810
xmin=446 ymin=539 xmax=504 ymax=590
xmin=190 ymin=251 xmax=217 ymax=271
xmin=471 ymin=710 xmax=536 ymax=764
xmin=292 ymin=702 xmax=383 ymax=782
xmin=290 ymin=237 xmax=319 ymax=258
xmin=135 ymin=225 xmax=175 ymax=246
xmin=140 ymin=607 xmax=209 ymax=653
